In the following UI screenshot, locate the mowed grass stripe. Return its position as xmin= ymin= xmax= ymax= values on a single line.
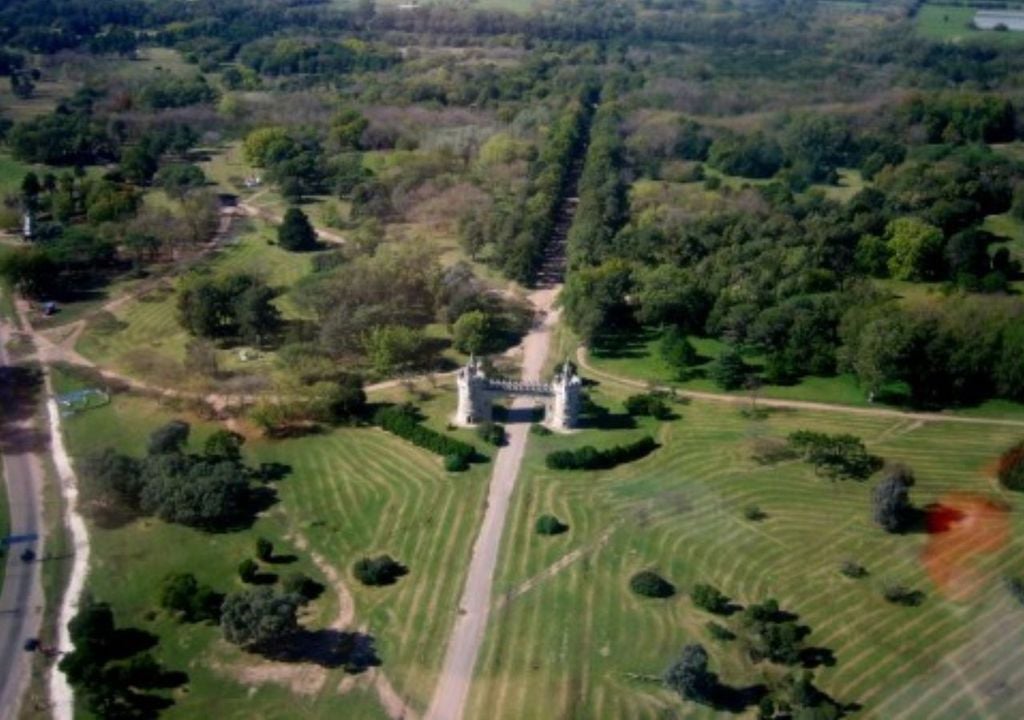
xmin=255 ymin=425 xmax=488 ymax=711
xmin=470 ymin=392 xmax=1024 ymax=719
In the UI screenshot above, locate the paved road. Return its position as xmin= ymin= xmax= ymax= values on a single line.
xmin=0 ymin=317 xmax=47 ymax=720
xmin=425 ymin=287 xmax=559 ymax=720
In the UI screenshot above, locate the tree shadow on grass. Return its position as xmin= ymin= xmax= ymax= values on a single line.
xmin=108 ymin=628 xmax=159 ymax=661
xmin=250 ymin=572 xmax=279 ymax=585
xmin=260 ymin=630 xmax=381 ymax=672
xmin=578 ymin=398 xmax=637 ymax=431
xmin=257 ymin=462 xmax=293 ymax=483
xmin=268 ymin=553 xmax=298 ymax=565
xmin=591 ymin=327 xmax=658 ymax=360
xmin=105 ymin=691 xmax=175 ymax=720
xmin=707 ymin=682 xmax=768 ymax=713
xmin=799 ymin=646 xmax=837 ymax=668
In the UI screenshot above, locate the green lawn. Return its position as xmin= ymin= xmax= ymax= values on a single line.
xmin=916 ymin=4 xmax=1024 ymax=45
xmin=59 ymin=376 xmax=491 ymax=718
xmin=587 ymin=317 xmax=1024 ymax=421
xmin=984 ymin=212 xmax=1024 ymax=262
xmin=468 ymin=384 xmax=1024 ymax=719
xmin=588 ymin=327 xmax=872 ymax=407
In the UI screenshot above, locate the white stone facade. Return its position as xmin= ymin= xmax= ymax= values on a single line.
xmin=455 ymin=357 xmax=581 ymax=430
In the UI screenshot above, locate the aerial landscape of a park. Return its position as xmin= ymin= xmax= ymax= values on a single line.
xmin=3 ymin=0 xmax=1024 ymax=719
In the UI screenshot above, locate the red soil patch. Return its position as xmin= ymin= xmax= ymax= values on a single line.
xmin=922 ymin=494 xmax=1011 ymax=601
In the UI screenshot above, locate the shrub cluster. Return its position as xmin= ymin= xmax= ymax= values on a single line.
xmin=690 ymin=583 xmax=731 ymax=614
xmin=630 ymin=570 xmax=675 ymax=598
xmin=81 ymin=421 xmax=264 ymax=530
xmin=353 ymin=555 xmax=406 ymax=586
xmin=623 ymin=393 xmax=672 ymax=419
xmin=159 ymin=573 xmax=222 ymax=623
xmin=373 ymin=406 xmax=476 ymax=465
xmin=839 ymin=560 xmax=868 ymax=579
xmin=788 ymin=430 xmax=882 ymax=480
xmin=882 ymin=583 xmax=924 ymax=606
xmin=545 ymin=435 xmax=657 ymax=470
xmin=535 ymin=514 xmax=568 ymax=535
xmin=60 ymin=597 xmax=181 ymax=716
xmin=706 ymin=621 xmax=735 ymax=642
xmin=476 ymin=421 xmax=507 ymax=446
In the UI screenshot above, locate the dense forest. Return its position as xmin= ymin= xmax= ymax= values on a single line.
xmin=2 ymin=0 xmax=1024 ymax=409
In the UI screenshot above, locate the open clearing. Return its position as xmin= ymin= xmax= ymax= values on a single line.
xmin=916 ymin=4 xmax=1024 ymax=44
xmin=74 ymin=217 xmax=318 ymax=387
xmin=467 ymin=383 xmax=1024 ymax=719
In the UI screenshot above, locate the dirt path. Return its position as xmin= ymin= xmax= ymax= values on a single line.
xmin=424 ymin=287 xmax=560 ymax=720
xmin=44 ymin=372 xmax=89 ymax=720
xmin=577 ymin=348 xmax=1024 ymax=428
xmin=494 ymin=525 xmax=617 ymax=611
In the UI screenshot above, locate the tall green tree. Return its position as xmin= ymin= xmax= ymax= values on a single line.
xmin=885 ymin=217 xmax=945 ymax=281
xmin=220 ymin=588 xmax=300 ymax=649
xmin=277 ymin=207 xmax=318 ymax=252
xmin=872 ymin=465 xmax=915 ymax=532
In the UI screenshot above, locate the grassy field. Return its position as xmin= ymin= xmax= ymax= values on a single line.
xmin=916 ymin=4 xmax=1024 ymax=44
xmin=57 ymin=375 xmax=490 ymax=718
xmin=0 ymin=152 xmax=35 ymax=195
xmin=586 ymin=305 xmax=1024 ymax=420
xmin=984 ymin=212 xmax=1024 ymax=262
xmin=468 ymin=382 xmax=1024 ymax=719
xmin=199 ymin=143 xmax=351 ymax=230
xmin=75 ymin=217 xmax=318 ymax=386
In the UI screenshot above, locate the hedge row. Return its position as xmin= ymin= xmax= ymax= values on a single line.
xmin=545 ymin=435 xmax=657 ymax=470
xmin=373 ymin=406 xmax=476 ymax=461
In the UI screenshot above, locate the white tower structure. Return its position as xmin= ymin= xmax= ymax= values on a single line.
xmin=455 ymin=355 xmax=490 ymax=425
xmin=454 ymin=356 xmax=581 ymax=430
xmin=550 ymin=360 xmax=582 ymax=430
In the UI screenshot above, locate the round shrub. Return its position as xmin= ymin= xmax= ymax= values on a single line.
xmin=535 ymin=514 xmax=568 ymax=535
xmin=238 ymin=558 xmax=258 ymax=584
xmin=839 ymin=560 xmax=868 ymax=579
xmin=630 ymin=570 xmax=675 ymax=599
xmin=353 ymin=555 xmax=406 ymax=586
xmin=476 ymin=421 xmax=507 ymax=446
xmin=444 ymin=453 xmax=469 ymax=472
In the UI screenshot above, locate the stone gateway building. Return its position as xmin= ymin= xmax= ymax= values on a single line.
xmin=455 ymin=357 xmax=581 ymax=430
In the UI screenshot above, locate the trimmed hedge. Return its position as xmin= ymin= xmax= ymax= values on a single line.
xmin=373 ymin=406 xmax=475 ymax=463
xmin=545 ymin=435 xmax=657 ymax=470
